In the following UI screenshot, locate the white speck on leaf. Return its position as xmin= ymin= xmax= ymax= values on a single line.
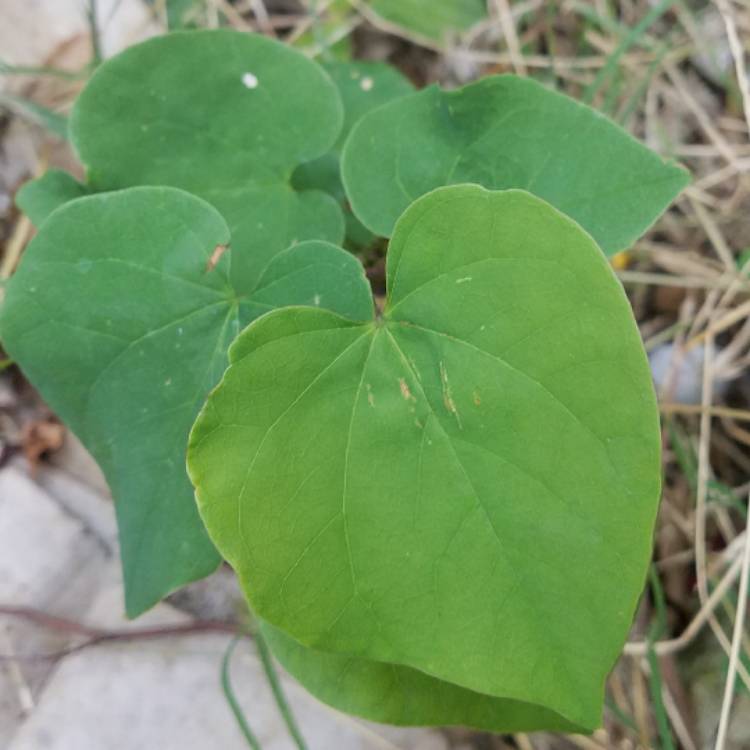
xmin=165 ymin=378 xmax=172 ymax=386
xmin=241 ymin=72 xmax=259 ymax=89
xmin=360 ymin=76 xmax=374 ymax=91
xmin=313 ymin=294 xmax=321 ymax=306
xmin=456 ymin=276 xmax=472 ymax=284
xmin=366 ymin=383 xmax=375 ymax=407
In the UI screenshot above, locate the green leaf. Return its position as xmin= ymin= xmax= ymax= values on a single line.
xmin=341 ymin=75 xmax=690 ymax=254
xmin=16 ymin=170 xmax=89 ymax=226
xmin=188 ymin=185 xmax=662 ymax=730
xmin=262 ymin=621 xmax=580 ymax=733
xmin=293 ymin=60 xmax=413 ymax=196
xmin=70 ymin=30 xmax=345 ymax=289
xmin=0 ymin=187 xmax=372 ymax=617
xmin=328 ymin=61 xmax=416 ymax=151
xmin=362 ymin=0 xmax=487 ymax=43
xmin=292 ymin=61 xmax=413 ymax=248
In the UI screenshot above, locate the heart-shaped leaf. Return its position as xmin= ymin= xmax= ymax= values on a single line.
xmin=16 ymin=169 xmax=88 ymax=226
xmin=364 ymin=0 xmax=487 ymax=43
xmin=292 ymin=60 xmax=414 ymax=247
xmin=0 ymin=187 xmax=372 ymax=616
xmin=262 ymin=621 xmax=581 ymax=732
xmin=187 ymin=185 xmax=661 ymax=730
xmin=342 ymin=75 xmax=690 ymax=254
xmin=67 ymin=29 xmax=344 ymax=290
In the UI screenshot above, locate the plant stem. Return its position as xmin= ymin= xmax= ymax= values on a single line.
xmin=255 ymin=628 xmax=308 ymax=750
xmin=221 ymin=635 xmax=263 ymax=750
xmin=87 ymin=0 xmax=103 ymax=67
xmin=646 ymin=566 xmax=676 ymax=750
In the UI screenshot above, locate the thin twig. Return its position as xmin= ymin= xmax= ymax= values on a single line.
xmin=694 ymin=330 xmax=750 ymax=689
xmin=624 ymin=545 xmax=744 ymax=656
xmin=0 ymin=627 xmax=34 ymax=712
xmin=493 ymin=0 xmax=528 ymax=75
xmin=685 ymin=299 xmax=750 ymax=350
xmin=660 ymin=403 xmax=750 ymax=423
xmin=665 ymin=62 xmax=740 ymax=167
xmin=687 ymin=195 xmax=737 ymax=270
xmin=715 ymin=0 xmax=750 ymax=135
xmin=618 ymin=270 xmax=742 ymax=291
xmin=1 ymin=215 xmax=32 ymax=280
xmin=715 ymin=498 xmax=750 ymax=750
xmin=249 ymin=0 xmax=276 ymax=36
xmin=0 ymin=605 xmax=239 ymax=661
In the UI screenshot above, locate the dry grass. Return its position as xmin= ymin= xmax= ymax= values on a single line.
xmin=1 ymin=1 xmax=750 ymax=749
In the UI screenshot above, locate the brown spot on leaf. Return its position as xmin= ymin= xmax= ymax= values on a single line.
xmin=206 ymin=244 xmax=228 ymax=272
xmin=439 ymin=361 xmax=462 ymax=428
xmin=399 ymin=377 xmax=415 ymax=402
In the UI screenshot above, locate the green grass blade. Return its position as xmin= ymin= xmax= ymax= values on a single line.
xmin=583 ymin=0 xmax=677 ymax=105
xmin=604 ymin=696 xmax=639 ymax=734
xmin=647 ymin=566 xmax=676 ymax=750
xmin=0 ymin=93 xmax=68 ymax=139
xmin=0 ymin=59 xmax=85 ymax=80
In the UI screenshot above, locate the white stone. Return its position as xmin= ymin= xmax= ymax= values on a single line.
xmin=47 ymin=431 xmax=110 ymax=499
xmin=0 ymin=466 xmax=107 ymax=607
xmin=0 ymin=475 xmax=445 ymax=749
xmin=36 ymin=461 xmax=116 ymax=552
xmin=650 ymin=341 xmax=732 ymax=405
xmin=8 ymin=575 xmax=447 ymax=750
xmin=0 ymin=466 xmax=113 ymax=746
xmin=0 ymin=0 xmax=160 ymax=92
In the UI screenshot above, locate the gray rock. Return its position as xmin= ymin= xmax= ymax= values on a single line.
xmin=8 ymin=573 xmax=447 ymax=750
xmin=650 ymin=341 xmax=731 ymax=405
xmin=0 ymin=465 xmax=112 ymax=746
